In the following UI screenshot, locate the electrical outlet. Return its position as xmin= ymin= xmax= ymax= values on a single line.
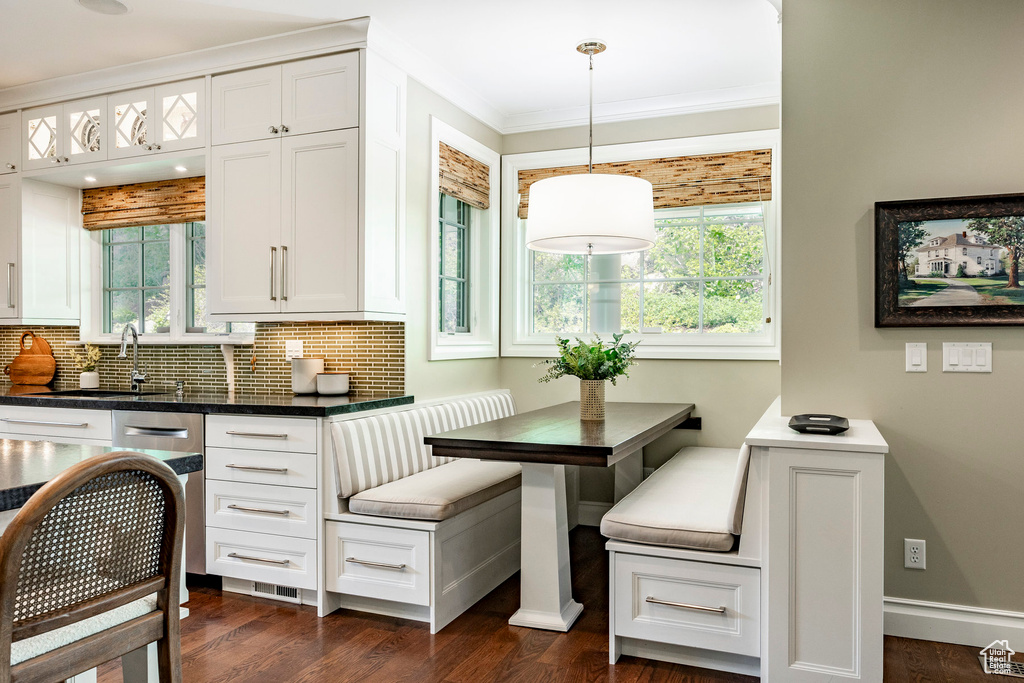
xmin=904 ymin=538 xmax=926 ymax=570
xmin=284 ymin=340 xmax=304 ymax=360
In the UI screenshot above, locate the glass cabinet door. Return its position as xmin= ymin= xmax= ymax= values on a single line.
xmin=109 ymin=88 xmax=151 ymax=159
xmin=23 ymin=105 xmax=61 ymax=171
xmin=155 ymin=78 xmax=206 ymax=152
xmin=65 ymin=97 xmax=107 ymax=165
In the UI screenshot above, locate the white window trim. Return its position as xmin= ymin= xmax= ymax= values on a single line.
xmin=428 ymin=117 xmax=500 ymax=360
xmin=79 ymin=224 xmax=255 ymax=345
xmin=500 ymin=129 xmax=781 ymax=360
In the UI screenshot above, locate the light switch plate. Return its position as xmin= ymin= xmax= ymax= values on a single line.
xmin=942 ymin=342 xmax=992 ymax=373
xmin=906 ymin=343 xmax=927 ymax=372
xmin=284 ymin=340 xmax=304 ymax=360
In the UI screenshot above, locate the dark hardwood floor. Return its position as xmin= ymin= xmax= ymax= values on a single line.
xmin=98 ymin=527 xmax=996 ymax=682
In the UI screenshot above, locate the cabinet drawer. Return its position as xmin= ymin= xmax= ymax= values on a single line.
xmin=206 ymin=414 xmax=316 ymax=453
xmin=206 ymin=479 xmax=316 ymax=539
xmin=614 ymin=554 xmax=760 ymax=657
xmin=325 ymin=521 xmax=429 ymax=606
xmin=0 ymin=406 xmax=111 ymax=441
xmin=206 ymin=527 xmax=316 ymax=590
xmin=206 ymin=446 xmax=316 ymax=488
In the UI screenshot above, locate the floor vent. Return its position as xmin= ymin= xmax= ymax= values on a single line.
xmin=252 ymin=581 xmax=301 ymax=604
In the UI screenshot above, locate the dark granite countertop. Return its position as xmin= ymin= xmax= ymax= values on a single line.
xmin=0 ymin=439 xmax=203 ymax=511
xmin=0 ymin=387 xmax=413 ymax=418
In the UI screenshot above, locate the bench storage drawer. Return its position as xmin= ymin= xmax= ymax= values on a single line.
xmin=206 ymin=527 xmax=316 ymax=590
xmin=613 ymin=554 xmax=760 ymax=657
xmin=206 ymin=414 xmax=316 ymax=453
xmin=206 ymin=479 xmax=317 ymax=539
xmin=206 ymin=446 xmax=316 ymax=488
xmin=325 ymin=521 xmax=430 ymax=606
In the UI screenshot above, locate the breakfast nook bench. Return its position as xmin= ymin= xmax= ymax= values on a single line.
xmin=322 ymin=391 xmax=522 ymax=632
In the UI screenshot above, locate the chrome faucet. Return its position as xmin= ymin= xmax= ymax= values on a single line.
xmin=116 ymin=323 xmax=148 ymax=392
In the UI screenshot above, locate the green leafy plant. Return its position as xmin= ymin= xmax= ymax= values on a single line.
xmin=70 ymin=343 xmax=102 ymax=372
xmin=537 ymin=333 xmax=639 ymax=385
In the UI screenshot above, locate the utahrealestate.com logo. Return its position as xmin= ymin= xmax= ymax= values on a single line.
xmin=980 ymin=640 xmax=1024 ymax=677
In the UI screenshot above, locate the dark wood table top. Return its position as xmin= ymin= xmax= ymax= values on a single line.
xmin=425 ymin=401 xmax=694 ymax=467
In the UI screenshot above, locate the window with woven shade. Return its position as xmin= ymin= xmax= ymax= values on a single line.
xmin=501 ymin=130 xmax=780 ymax=360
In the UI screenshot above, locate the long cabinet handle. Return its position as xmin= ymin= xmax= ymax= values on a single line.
xmin=281 ymin=245 xmax=287 ymax=302
xmin=270 ymin=246 xmax=277 ymax=301
xmin=345 ymin=557 xmax=407 ymax=571
xmin=225 ymin=463 xmax=289 ymax=473
xmin=645 ymin=596 xmax=727 ymax=614
xmin=1 ymin=418 xmax=88 ymax=428
xmin=227 ymin=503 xmax=290 ymax=516
xmin=225 ymin=430 xmax=288 ymax=439
xmin=227 ymin=552 xmax=290 ymax=566
xmin=6 ymin=263 xmax=13 ymax=308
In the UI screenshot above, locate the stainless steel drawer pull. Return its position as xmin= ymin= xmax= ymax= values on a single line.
xmin=227 ymin=552 xmax=290 ymax=566
xmin=1 ymin=418 xmax=88 ymax=428
xmin=345 ymin=557 xmax=407 ymax=571
xmin=225 ymin=464 xmax=289 ymax=473
xmin=124 ymin=425 xmax=189 ymax=439
xmin=225 ymin=430 xmax=288 ymax=439
xmin=645 ymin=596 xmax=727 ymax=614
xmin=227 ymin=504 xmax=290 ymax=516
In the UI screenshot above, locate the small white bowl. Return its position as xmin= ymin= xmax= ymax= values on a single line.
xmin=316 ymin=372 xmax=350 ymax=395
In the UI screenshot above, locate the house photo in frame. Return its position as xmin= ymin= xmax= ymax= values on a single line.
xmin=875 ymin=192 xmax=1024 ymax=327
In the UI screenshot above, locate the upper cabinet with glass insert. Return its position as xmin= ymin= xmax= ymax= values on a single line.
xmin=211 ymin=52 xmax=358 ymax=145
xmin=108 ymin=78 xmax=205 ymax=159
xmin=23 ymin=97 xmax=107 ymax=171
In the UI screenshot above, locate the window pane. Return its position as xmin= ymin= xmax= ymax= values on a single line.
xmin=441 ymin=278 xmax=465 ymax=333
xmin=645 ymin=221 xmax=700 ymax=279
xmin=110 ymin=290 xmax=140 ymax=330
xmin=533 ymin=252 xmax=585 ymax=282
xmin=191 ymin=222 xmax=205 ymax=239
xmin=619 ymin=282 xmax=641 ymax=333
xmin=442 ymin=223 xmax=461 ymax=277
xmin=144 ymin=288 xmax=170 ymax=333
xmin=109 ymin=243 xmax=140 ymax=288
xmin=642 ymin=281 xmax=700 ymax=333
xmin=107 ymin=226 xmax=141 ymax=243
xmin=533 ymin=284 xmax=585 ymax=334
xmin=144 ymin=225 xmax=169 ymax=240
xmin=704 ymin=222 xmax=764 ymax=277
xmin=143 ymin=241 xmax=170 ymax=287
xmin=192 ymin=240 xmax=206 ymax=285
xmin=703 ymin=279 xmax=764 ymax=334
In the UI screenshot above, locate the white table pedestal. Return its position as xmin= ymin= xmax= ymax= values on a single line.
xmin=508 ymin=463 xmax=583 ymax=632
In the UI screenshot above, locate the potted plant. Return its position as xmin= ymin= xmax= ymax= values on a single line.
xmin=71 ymin=343 xmax=102 ymax=389
xmin=538 ymin=333 xmax=640 ymax=421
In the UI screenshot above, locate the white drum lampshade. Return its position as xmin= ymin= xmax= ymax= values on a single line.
xmin=525 ymin=173 xmax=656 ymax=254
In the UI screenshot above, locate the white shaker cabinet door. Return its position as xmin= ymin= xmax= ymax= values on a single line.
xmin=0 ymin=179 xmax=18 ymax=319
xmin=280 ymin=52 xmax=359 ymax=137
xmin=208 ymin=140 xmax=282 ymax=315
xmin=20 ymin=180 xmax=79 ymax=322
xmin=211 ymin=64 xmax=282 ymax=146
xmin=0 ymin=113 xmax=17 ymax=174
xmin=280 ymin=129 xmax=359 ymax=314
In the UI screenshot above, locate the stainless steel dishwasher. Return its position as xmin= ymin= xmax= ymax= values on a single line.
xmin=112 ymin=411 xmax=206 ymax=574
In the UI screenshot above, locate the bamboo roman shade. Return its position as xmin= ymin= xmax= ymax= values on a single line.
xmin=439 ymin=142 xmax=490 ymax=210
xmin=81 ymin=177 xmax=205 ymax=231
xmin=517 ymin=149 xmax=772 ymax=219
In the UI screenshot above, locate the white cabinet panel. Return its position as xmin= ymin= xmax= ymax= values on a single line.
xmin=0 ymin=113 xmax=17 ymax=174
xmin=0 ymin=179 xmax=18 ymax=319
xmin=206 ymin=479 xmax=317 ymax=539
xmin=206 ymin=446 xmax=316 ymax=488
xmin=281 ymin=52 xmax=359 ymax=136
xmin=281 ymin=129 xmax=359 ymax=313
xmin=20 ymin=180 xmax=79 ymax=322
xmin=0 ymin=405 xmax=112 ymax=441
xmin=206 ymin=414 xmax=317 ymax=453
xmin=325 ymin=521 xmax=430 ymax=606
xmin=207 ymin=527 xmax=317 ymax=590
xmin=211 ymin=64 xmax=282 ymax=146
xmin=208 ymin=139 xmax=281 ymax=315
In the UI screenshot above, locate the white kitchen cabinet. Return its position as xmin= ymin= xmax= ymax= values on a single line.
xmin=108 ymin=78 xmax=205 ymax=159
xmin=23 ymin=97 xmax=107 ymax=171
xmin=211 ymin=52 xmax=359 ymax=146
xmin=0 ymin=113 xmax=18 ymax=175
xmin=0 ymin=179 xmax=81 ymax=325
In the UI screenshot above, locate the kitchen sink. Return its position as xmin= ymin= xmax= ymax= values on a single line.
xmin=20 ymin=389 xmax=170 ymax=398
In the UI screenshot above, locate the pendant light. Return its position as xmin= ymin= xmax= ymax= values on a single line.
xmin=525 ymin=41 xmax=656 ymax=255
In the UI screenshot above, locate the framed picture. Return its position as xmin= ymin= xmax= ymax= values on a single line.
xmin=875 ymin=193 xmax=1024 ymax=327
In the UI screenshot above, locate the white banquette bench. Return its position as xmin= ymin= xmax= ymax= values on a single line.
xmin=601 ymin=444 xmax=761 ymax=677
xmin=321 ymin=391 xmax=522 ymax=633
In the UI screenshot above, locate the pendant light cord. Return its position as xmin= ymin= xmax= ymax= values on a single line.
xmin=588 ymin=50 xmax=594 ymax=174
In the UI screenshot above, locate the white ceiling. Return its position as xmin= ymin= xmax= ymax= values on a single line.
xmin=0 ymin=0 xmax=781 ymax=133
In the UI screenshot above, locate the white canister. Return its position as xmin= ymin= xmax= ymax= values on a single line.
xmin=290 ymin=358 xmax=324 ymax=394
xmin=316 ymin=372 xmax=350 ymax=395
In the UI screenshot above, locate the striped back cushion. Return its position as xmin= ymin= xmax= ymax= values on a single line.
xmin=331 ymin=391 xmax=516 ymax=499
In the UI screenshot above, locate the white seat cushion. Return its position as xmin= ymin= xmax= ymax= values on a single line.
xmin=349 ymin=459 xmax=521 ymax=521
xmin=11 ymin=594 xmax=157 ymax=666
xmin=600 ymin=445 xmax=750 ymax=552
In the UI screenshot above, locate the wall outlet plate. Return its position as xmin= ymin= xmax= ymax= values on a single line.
xmin=904 ymin=538 xmax=926 ymax=570
xmin=284 ymin=340 xmax=304 ymax=360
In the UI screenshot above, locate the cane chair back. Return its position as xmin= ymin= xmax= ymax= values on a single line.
xmin=0 ymin=451 xmax=185 ymax=683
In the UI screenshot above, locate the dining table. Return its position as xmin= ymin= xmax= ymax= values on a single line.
xmin=425 ymin=400 xmax=694 ymax=632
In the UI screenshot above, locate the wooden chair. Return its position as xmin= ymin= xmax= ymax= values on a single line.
xmin=0 ymin=451 xmax=185 ymax=683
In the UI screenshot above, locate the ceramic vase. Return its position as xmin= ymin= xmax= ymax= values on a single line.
xmin=579 ymin=379 xmax=606 ymax=421
xmin=79 ymin=371 xmax=99 ymax=389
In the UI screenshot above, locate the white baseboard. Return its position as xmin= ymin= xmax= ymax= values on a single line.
xmin=885 ymin=596 xmax=1024 ymax=649
xmin=578 ymin=500 xmax=612 ymax=527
